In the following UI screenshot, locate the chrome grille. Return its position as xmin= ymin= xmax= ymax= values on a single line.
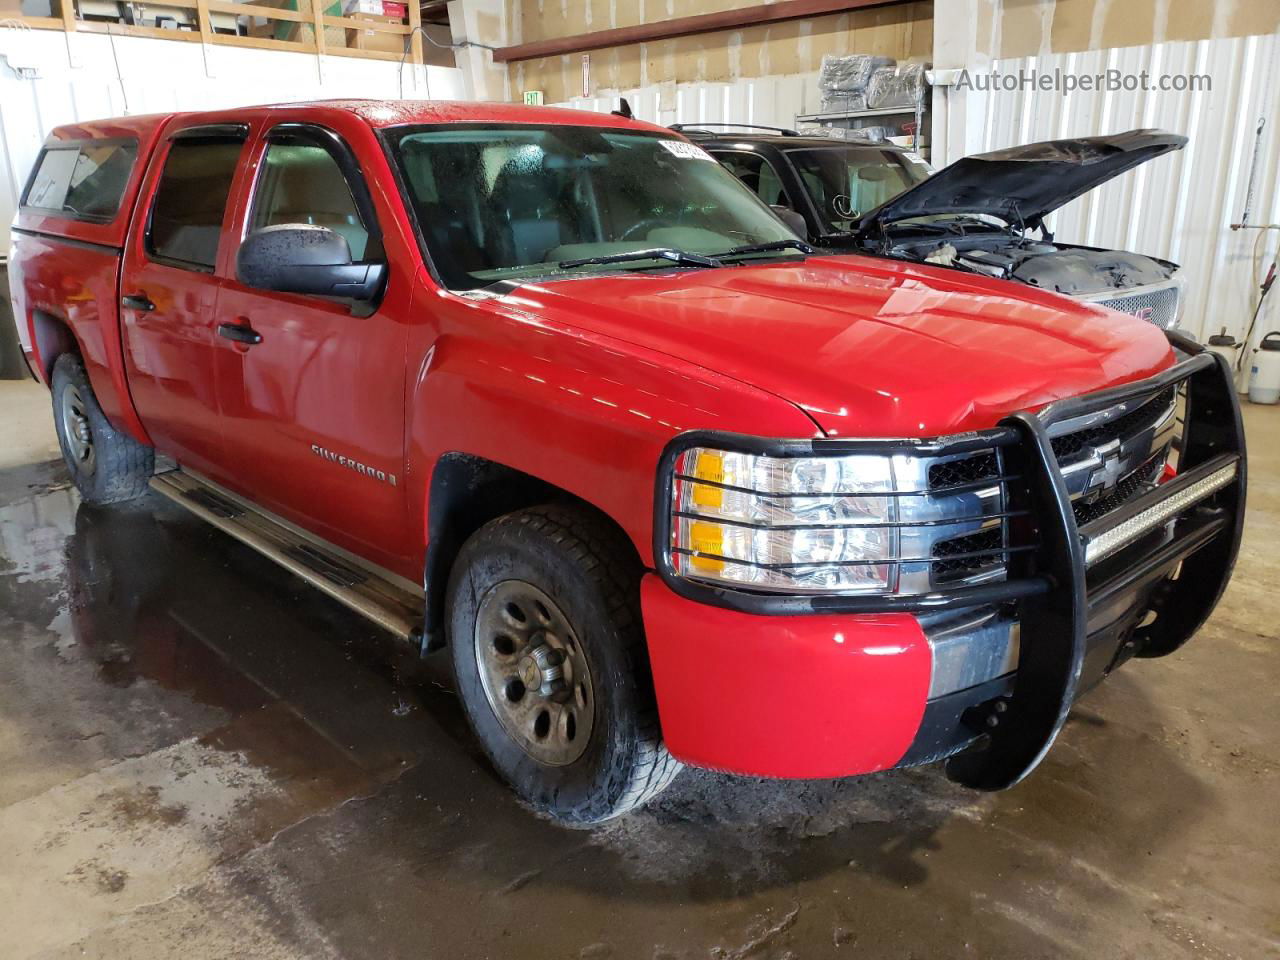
xmin=1091 ymin=284 xmax=1181 ymax=330
xmin=1050 ymin=387 xmax=1176 ymax=459
xmin=925 ymin=385 xmax=1179 ymax=586
xmin=1071 ymin=450 xmax=1166 ymax=527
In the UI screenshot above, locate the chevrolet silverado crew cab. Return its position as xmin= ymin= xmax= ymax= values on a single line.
xmin=8 ymin=101 xmax=1245 ymax=824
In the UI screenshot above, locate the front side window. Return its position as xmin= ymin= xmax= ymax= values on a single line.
xmin=147 ymin=136 xmax=245 ymax=271
xmin=388 ymin=125 xmax=797 ymax=289
xmin=786 ymin=147 xmax=931 ymax=234
xmin=250 ymin=134 xmax=374 ymax=262
xmin=24 ymin=141 xmax=138 ymax=221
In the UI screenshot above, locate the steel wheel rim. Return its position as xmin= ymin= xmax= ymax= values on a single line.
xmin=60 ymin=384 xmax=96 ymax=475
xmin=474 ymin=579 xmax=594 ymax=766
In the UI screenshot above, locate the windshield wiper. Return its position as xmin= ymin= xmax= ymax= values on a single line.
xmin=711 ymin=239 xmax=815 ymax=260
xmin=559 ymin=248 xmax=721 ymax=270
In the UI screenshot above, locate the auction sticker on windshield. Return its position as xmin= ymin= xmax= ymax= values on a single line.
xmin=658 ymin=140 xmax=716 ymax=161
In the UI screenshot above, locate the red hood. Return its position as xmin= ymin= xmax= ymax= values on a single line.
xmin=491 ymin=254 xmax=1176 ymax=437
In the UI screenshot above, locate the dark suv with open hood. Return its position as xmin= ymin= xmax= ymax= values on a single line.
xmin=684 ymin=125 xmax=1187 ymax=330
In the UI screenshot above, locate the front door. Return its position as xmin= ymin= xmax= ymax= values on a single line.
xmin=212 ymin=122 xmax=409 ymax=572
xmin=120 ymin=124 xmax=249 ymax=477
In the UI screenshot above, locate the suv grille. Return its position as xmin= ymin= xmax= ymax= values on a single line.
xmin=1092 ymin=285 xmax=1180 ymax=330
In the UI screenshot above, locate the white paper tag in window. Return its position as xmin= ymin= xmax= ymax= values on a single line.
xmin=657 ymin=140 xmax=715 ymax=162
xmin=903 ymin=151 xmax=934 ymax=172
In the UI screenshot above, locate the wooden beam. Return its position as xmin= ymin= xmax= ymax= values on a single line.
xmin=75 ymin=20 xmax=204 ymax=42
xmin=211 ymin=30 xmax=315 ymax=52
xmin=207 ymin=1 xmax=313 ymax=23
xmin=407 ymin=0 xmax=422 ymax=66
xmin=325 ymin=44 xmax=405 ymax=62
xmin=309 ymin=0 xmax=326 ymax=58
xmin=15 ymin=14 xmax=64 ymax=29
xmin=58 ymin=0 xmax=76 ymax=34
xmin=491 ymin=0 xmax=914 ymax=63
xmin=195 ymin=0 xmax=213 ymax=45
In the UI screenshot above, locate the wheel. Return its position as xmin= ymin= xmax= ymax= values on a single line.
xmin=50 ymin=353 xmax=154 ymax=504
xmin=446 ymin=505 xmax=681 ymax=824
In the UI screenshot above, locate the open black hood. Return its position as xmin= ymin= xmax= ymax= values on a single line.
xmin=856 ymin=129 xmax=1187 ymax=236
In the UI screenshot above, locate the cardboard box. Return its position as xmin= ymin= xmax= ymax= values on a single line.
xmin=347 ymin=12 xmax=405 ymax=54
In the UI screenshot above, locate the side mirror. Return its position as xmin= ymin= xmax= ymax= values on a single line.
xmin=237 ymin=224 xmax=385 ymax=301
xmin=770 ymin=204 xmax=808 ymax=238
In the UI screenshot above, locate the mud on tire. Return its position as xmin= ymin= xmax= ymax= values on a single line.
xmin=446 ymin=505 xmax=681 ymax=825
xmin=50 ymin=353 xmax=154 ymax=504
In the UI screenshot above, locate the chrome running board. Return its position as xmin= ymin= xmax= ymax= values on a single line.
xmin=150 ymin=470 xmax=424 ymax=641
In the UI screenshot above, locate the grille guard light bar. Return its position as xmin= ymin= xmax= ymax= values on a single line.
xmin=1082 ymin=457 xmax=1238 ymax=565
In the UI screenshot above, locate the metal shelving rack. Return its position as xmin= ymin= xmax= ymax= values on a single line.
xmin=795 ymin=91 xmax=929 ymax=158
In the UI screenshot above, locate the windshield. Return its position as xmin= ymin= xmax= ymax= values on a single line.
xmin=786 ymin=147 xmax=931 ymax=235
xmin=387 ymin=124 xmax=799 ymax=289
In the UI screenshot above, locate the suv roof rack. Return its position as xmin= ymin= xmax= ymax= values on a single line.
xmin=669 ymin=122 xmax=800 ymax=138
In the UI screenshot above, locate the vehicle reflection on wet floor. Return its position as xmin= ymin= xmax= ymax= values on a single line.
xmin=1 ymin=456 xmax=1276 ymax=960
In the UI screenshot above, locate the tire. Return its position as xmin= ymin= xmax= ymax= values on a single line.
xmin=446 ymin=505 xmax=681 ymax=825
xmin=50 ymin=353 xmax=154 ymax=504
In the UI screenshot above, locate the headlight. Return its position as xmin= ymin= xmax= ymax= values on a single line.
xmin=668 ymin=447 xmax=901 ymax=594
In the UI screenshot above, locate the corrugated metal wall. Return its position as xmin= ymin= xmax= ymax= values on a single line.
xmin=551 ymin=72 xmax=822 ymax=137
xmin=554 ymin=31 xmax=1280 ymax=348
xmin=0 ymin=27 xmax=464 ymax=248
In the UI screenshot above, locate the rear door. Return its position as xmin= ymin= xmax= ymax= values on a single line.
xmin=211 ymin=121 xmax=409 ymax=571
xmin=119 ymin=123 xmax=249 ymax=476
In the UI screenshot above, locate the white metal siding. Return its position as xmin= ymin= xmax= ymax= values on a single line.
xmin=0 ymin=27 xmax=464 ymax=247
xmin=550 ymin=72 xmax=823 ymax=136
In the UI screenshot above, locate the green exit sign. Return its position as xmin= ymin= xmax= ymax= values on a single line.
xmin=523 ymin=91 xmax=544 ymax=106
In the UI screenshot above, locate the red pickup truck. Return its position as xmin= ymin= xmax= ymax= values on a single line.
xmin=7 ymin=100 xmax=1245 ymax=824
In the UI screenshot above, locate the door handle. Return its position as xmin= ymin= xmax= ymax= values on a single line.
xmin=121 ymin=293 xmax=155 ymax=312
xmin=217 ymin=322 xmax=263 ymax=346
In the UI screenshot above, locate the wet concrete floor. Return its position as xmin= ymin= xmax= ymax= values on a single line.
xmin=1 ymin=379 xmax=1278 ymax=959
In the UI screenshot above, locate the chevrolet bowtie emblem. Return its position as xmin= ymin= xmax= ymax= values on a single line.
xmin=1085 ymin=444 xmax=1126 ymax=497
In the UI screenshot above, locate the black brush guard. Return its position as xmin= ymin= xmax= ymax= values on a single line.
xmin=655 ymin=331 xmax=1247 ymax=790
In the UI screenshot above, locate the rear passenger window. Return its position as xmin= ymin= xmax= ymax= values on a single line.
xmin=147 ymin=136 xmax=245 ymax=271
xmin=23 ymin=141 xmax=138 ymax=221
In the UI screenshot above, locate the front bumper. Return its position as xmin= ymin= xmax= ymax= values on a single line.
xmin=643 ymin=333 xmax=1246 ymax=785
